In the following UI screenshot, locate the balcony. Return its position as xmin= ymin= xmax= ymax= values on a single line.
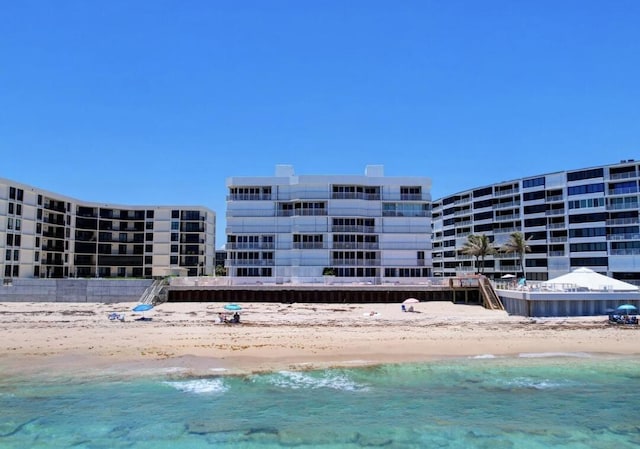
xmin=606 ymin=217 xmax=640 ymax=226
xmin=609 ymin=171 xmax=637 ymax=180
xmin=331 ymin=259 xmax=381 ymax=266
xmin=277 ymin=209 xmax=328 ymax=217
xmin=331 ymin=225 xmax=376 ymax=233
xmin=228 ymin=193 xmax=273 ymax=201
xmin=293 ymin=242 xmax=327 ymax=249
xmin=332 ymin=242 xmax=379 ymax=250
xmin=226 ymin=242 xmax=275 ymax=250
xmin=332 ymin=192 xmax=381 ymax=200
xmin=607 ymin=203 xmax=639 ymax=210
xmin=227 ymin=259 xmax=275 ymax=266
xmin=607 ymin=233 xmax=640 ymax=240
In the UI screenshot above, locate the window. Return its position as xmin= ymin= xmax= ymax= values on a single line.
xmin=13 ymin=250 xmax=19 ymax=261
xmin=7 ymin=218 xmax=13 ymax=230
xmin=567 ymin=168 xmax=604 ymax=181
xmin=171 ymin=210 xmax=179 ymax=219
xmin=170 ymin=256 xmax=178 ymax=264
xmin=523 ymin=177 xmax=545 ymax=188
xmin=171 ymin=221 xmax=179 ymax=230
xmin=567 ymin=183 xmax=604 ymax=195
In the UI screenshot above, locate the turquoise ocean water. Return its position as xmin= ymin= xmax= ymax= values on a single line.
xmin=1 ymin=355 xmax=639 ymax=448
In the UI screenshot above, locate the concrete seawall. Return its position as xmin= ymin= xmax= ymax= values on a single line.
xmin=0 ymin=279 xmax=153 ymax=303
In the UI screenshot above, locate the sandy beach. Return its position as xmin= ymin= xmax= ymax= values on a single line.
xmin=0 ymin=300 xmax=637 ymax=377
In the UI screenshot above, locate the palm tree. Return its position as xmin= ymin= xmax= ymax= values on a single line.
xmin=460 ymin=234 xmax=496 ymax=274
xmin=501 ymin=232 xmax=531 ymax=279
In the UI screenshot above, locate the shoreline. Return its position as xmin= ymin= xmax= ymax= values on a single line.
xmin=1 ymin=301 xmax=638 ymax=379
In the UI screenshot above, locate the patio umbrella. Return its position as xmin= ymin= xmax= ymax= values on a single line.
xmin=402 ymin=298 xmax=420 ymax=304
xmin=501 ymin=274 xmax=516 ymax=279
xmin=132 ymin=303 xmax=154 ymax=320
xmin=132 ymin=304 xmax=153 ymax=312
xmin=224 ymin=303 xmax=242 ymax=312
xmin=615 ymin=304 xmax=638 ymax=314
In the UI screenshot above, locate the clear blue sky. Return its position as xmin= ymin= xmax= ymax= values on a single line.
xmin=2 ymin=1 xmax=639 ymax=247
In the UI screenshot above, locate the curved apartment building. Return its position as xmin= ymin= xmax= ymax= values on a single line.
xmin=432 ymin=160 xmax=640 ymax=282
xmin=1 ymin=177 xmax=215 ymax=279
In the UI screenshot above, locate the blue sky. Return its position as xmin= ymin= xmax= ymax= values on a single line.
xmin=2 ymin=1 xmax=639 ymax=247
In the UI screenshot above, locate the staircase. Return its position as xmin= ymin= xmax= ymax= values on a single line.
xmin=478 ymin=275 xmax=505 ymax=310
xmin=138 ymin=278 xmax=169 ymax=305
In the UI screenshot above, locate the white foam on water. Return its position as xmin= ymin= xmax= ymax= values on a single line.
xmin=164 ymin=378 xmax=228 ymax=395
xmin=470 ymin=354 xmax=499 ymax=359
xmin=501 ymin=377 xmax=574 ymax=390
xmin=268 ymin=370 xmax=370 ymax=392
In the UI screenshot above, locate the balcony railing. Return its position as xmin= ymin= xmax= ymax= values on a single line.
xmin=332 ymin=192 xmax=381 ymax=200
xmin=609 ymin=171 xmax=637 ymax=180
xmin=606 ymin=217 xmax=640 ymax=226
xmin=607 ymin=203 xmax=639 ymax=210
xmin=227 ymin=194 xmax=273 ymax=201
xmin=332 ymin=242 xmax=379 ymax=249
xmin=277 ymin=210 xmax=328 ymax=217
xmin=331 ymin=259 xmax=381 ymax=266
xmin=331 ymin=225 xmax=376 ymax=233
xmin=226 ymin=243 xmax=275 ymax=250
xmin=607 ymin=233 xmax=640 ymax=240
xmin=293 ymin=242 xmax=326 ymax=249
xmin=227 ymin=259 xmax=275 ymax=266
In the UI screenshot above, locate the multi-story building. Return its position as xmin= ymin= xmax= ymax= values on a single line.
xmin=432 ymin=160 xmax=640 ymax=282
xmin=225 ymin=165 xmax=432 ymax=284
xmin=1 ymin=177 xmax=215 ymax=279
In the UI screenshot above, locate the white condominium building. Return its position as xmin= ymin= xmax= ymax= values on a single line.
xmin=226 ymin=165 xmax=432 ymax=284
xmin=1 ymin=177 xmax=216 ymax=279
xmin=432 ymin=159 xmax=640 ymax=282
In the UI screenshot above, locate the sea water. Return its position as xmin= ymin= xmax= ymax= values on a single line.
xmin=1 ymin=355 xmax=639 ymax=448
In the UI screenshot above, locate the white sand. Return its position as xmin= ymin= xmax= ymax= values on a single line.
xmin=0 ymin=301 xmax=637 ymax=377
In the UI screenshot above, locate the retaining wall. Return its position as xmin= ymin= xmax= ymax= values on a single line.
xmin=0 ymin=279 xmax=153 ymax=303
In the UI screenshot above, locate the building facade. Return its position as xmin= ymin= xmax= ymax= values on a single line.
xmin=1 ymin=177 xmax=216 ymax=279
xmin=432 ymin=160 xmax=640 ymax=282
xmin=225 ymin=165 xmax=432 ymax=284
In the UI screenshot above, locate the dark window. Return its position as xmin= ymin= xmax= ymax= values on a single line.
xmin=568 ymin=183 xmax=605 ymax=195
xmin=567 ymin=168 xmax=604 ymax=181
xmin=523 ymin=177 xmax=545 ymax=188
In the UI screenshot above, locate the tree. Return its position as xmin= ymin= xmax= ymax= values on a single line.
xmin=215 ymin=264 xmax=227 ymax=277
xmin=461 ymin=234 xmax=496 ymax=274
xmin=501 ymin=232 xmax=531 ymax=279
